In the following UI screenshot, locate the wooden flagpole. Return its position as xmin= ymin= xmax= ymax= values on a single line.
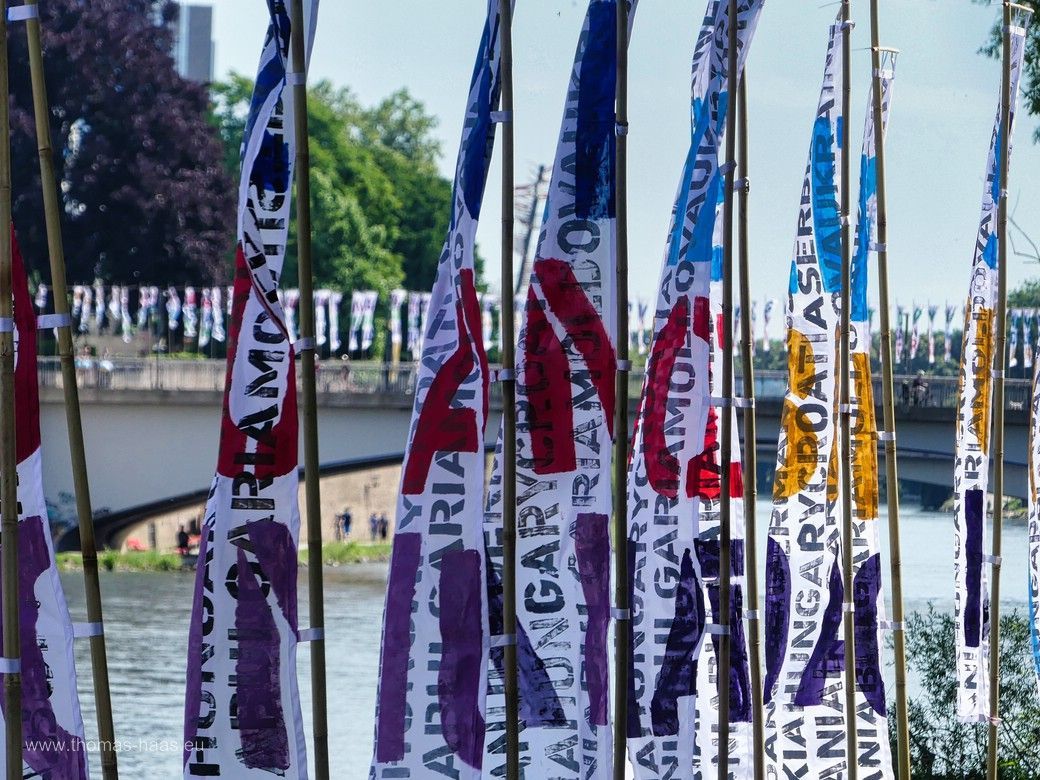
xmin=288 ymin=2 xmax=330 ymax=778
xmin=0 ymin=1 xmax=20 ymax=776
xmin=717 ymin=0 xmax=740 ymax=775
xmin=987 ymin=3 xmax=1018 ymax=777
xmin=497 ymin=0 xmax=521 ymax=776
xmin=867 ymin=2 xmax=910 ymax=775
xmin=612 ymin=1 xmax=631 ymax=777
xmin=22 ymin=4 xmax=119 ymax=776
xmin=735 ymin=72 xmax=765 ymax=780
xmin=838 ymin=0 xmax=858 ymax=777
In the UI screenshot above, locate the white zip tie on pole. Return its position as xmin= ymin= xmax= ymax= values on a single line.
xmin=719 ymin=160 xmax=736 ymax=176
xmin=842 ymin=602 xmax=856 ymax=614
xmin=73 ymin=622 xmax=104 ymax=639
xmin=705 ymin=624 xmax=730 ymax=636
xmin=615 ymin=122 xmax=629 ymax=137
xmin=7 ymin=4 xmax=38 ymax=22
xmin=711 ymin=397 xmax=733 ymax=408
xmin=732 ymin=177 xmax=750 ymax=193
xmin=37 ymin=313 xmax=71 ymax=330
xmin=490 ymin=634 xmax=516 ymax=648
xmin=0 ymin=658 xmax=20 ymax=675
xmin=491 ymin=111 xmax=512 ymax=124
xmin=286 ymin=72 xmax=306 ymax=87
xmin=617 ymin=360 xmax=632 ymax=371
xmin=294 ymin=337 xmax=315 ymax=352
xmin=743 ymin=610 xmax=760 ymax=621
xmin=991 ymin=369 xmax=1005 ymax=379
xmin=493 ymin=368 xmax=515 ymax=383
xmin=611 ymin=608 xmax=631 ymax=620
xmin=983 ymin=554 xmax=1002 ymax=568
xmin=870 ymin=242 xmax=887 ymax=252
xmin=733 ymin=397 xmax=755 ymax=409
xmin=299 ymin=627 xmax=325 ymax=643
xmin=839 ymin=403 xmax=853 ymax=413
xmin=880 ymin=620 xmax=904 ymax=632
xmin=878 ymin=430 xmax=896 ymax=442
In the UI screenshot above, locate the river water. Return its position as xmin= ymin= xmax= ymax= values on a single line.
xmin=62 ymin=504 xmax=1031 ymax=778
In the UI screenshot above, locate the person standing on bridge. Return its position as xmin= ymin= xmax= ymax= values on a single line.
xmin=369 ymin=512 xmax=378 ymax=542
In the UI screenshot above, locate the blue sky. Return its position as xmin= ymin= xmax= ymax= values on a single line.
xmin=209 ymin=0 xmax=1040 ymax=311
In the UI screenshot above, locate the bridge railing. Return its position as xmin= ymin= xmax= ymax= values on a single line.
xmin=36 ymin=357 xmax=1033 ymax=411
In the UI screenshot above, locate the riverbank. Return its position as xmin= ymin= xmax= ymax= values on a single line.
xmin=55 ymin=541 xmax=393 ymax=572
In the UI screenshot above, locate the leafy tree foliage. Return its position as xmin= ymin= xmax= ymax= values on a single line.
xmin=9 ymin=0 xmax=235 ymax=284
xmin=895 ymin=608 xmax=1040 ymax=779
xmin=211 ymin=76 xmax=461 ymax=302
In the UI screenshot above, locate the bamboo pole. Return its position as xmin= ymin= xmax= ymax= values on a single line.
xmin=0 ymin=2 xmax=20 ymax=776
xmin=987 ymin=3 xmax=1014 ymax=777
xmin=22 ymin=5 xmax=119 ymax=776
xmin=612 ymin=1 xmax=631 ymax=777
xmin=716 ymin=0 xmax=740 ymax=776
xmin=288 ymin=2 xmax=329 ymax=778
xmin=735 ymin=73 xmax=765 ymax=780
xmin=497 ymin=0 xmax=520 ymax=776
xmin=868 ymin=3 xmax=910 ymax=775
xmin=837 ymin=1 xmax=858 ymax=777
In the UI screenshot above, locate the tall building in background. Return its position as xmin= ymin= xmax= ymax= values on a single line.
xmin=173 ymin=3 xmax=214 ymax=83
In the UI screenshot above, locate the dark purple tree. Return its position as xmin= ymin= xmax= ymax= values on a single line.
xmin=8 ymin=0 xmax=235 ymax=285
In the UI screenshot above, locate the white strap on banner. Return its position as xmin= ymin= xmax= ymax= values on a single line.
xmin=874 ymin=69 xmax=895 ymax=79
xmin=0 ymin=318 xmax=12 ymax=333
xmin=841 ymin=20 xmax=856 ymax=31
xmin=617 ymin=360 xmax=632 ymax=371
xmin=718 ymin=160 xmax=736 ymax=176
xmin=878 ymin=430 xmax=896 ymax=442
xmin=0 ymin=658 xmax=19 ymax=674
xmin=493 ymin=368 xmax=516 ymax=383
xmin=286 ymin=72 xmax=306 ymax=86
xmin=615 ymin=122 xmax=629 ymax=137
xmin=711 ymin=396 xmax=733 ymax=408
xmin=8 ymin=4 xmax=38 ymax=22
xmin=984 ymin=554 xmax=1002 ymax=568
xmin=842 ymin=602 xmax=856 ymax=614
xmin=734 ymin=397 xmax=755 ymax=409
xmin=840 ymin=214 xmax=851 ymax=227
xmin=743 ymin=609 xmax=761 ymax=621
xmin=880 ymin=620 xmax=905 ymax=632
xmin=491 ymin=111 xmax=513 ymax=124
xmin=37 ymin=313 xmax=72 ymax=330
xmin=490 ymin=634 xmax=516 ymax=649
xmin=870 ymin=242 xmax=887 ymax=252
xmin=611 ymin=608 xmax=631 ymax=620
xmin=839 ymin=403 xmax=853 ymax=414
xmin=1005 ymin=24 xmax=1027 ymax=37
xmin=299 ymin=627 xmax=325 ymax=643
xmin=73 ymin=622 xmax=104 ymax=639
xmin=295 ymin=337 xmax=316 ymax=352
xmin=705 ymin=624 xmax=730 ymax=636
xmin=732 ymin=177 xmax=750 ymax=193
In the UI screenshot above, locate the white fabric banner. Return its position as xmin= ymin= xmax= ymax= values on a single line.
xmin=389 ymin=288 xmax=407 ymax=347
xmin=764 ymin=18 xmax=851 ymax=778
xmin=360 ymin=290 xmax=378 ymax=351
xmin=329 ymin=291 xmax=343 ymax=352
xmin=369 ymin=2 xmax=503 ymax=775
xmin=845 ymin=64 xmax=897 ymax=778
xmin=349 ymin=290 xmax=365 ymax=352
xmin=167 ymin=286 xmax=182 ymax=331
xmin=182 ymin=3 xmax=315 ymax=776
xmin=199 ymin=288 xmax=213 ymax=349
xmin=953 ymin=23 xmax=1026 ymax=723
xmin=406 ymin=292 xmax=421 ymax=353
xmin=5 ymin=237 xmax=89 ymax=778
xmin=212 ymin=286 xmax=226 ymax=343
xmin=483 ymin=1 xmax=635 ymax=775
xmin=184 ymin=286 xmax=198 ymax=339
xmin=625 ymin=1 xmax=762 ymax=777
xmin=928 ymin=304 xmax=939 ymax=365
xmin=315 ymin=289 xmax=330 ymax=347
xmin=1029 ymin=357 xmax=1040 ymax=697
xmin=285 ymin=289 xmax=299 ymax=344
xmin=945 ymin=303 xmax=956 ymax=363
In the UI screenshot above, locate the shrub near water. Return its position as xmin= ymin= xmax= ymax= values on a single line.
xmin=895 ymin=607 xmax=1040 ymax=778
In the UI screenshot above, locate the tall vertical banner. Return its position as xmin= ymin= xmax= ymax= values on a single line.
xmin=369 ymin=2 xmax=503 ymax=775
xmin=624 ymin=1 xmax=763 ymax=777
xmin=846 ymin=64 xmax=897 ymax=778
xmin=945 ymin=303 xmax=956 ymax=363
xmin=4 ymin=234 xmax=89 ymax=778
xmin=482 ymin=2 xmax=632 ymax=775
xmin=182 ymin=2 xmax=316 ymax=776
xmin=928 ymin=304 xmax=939 ymax=365
xmin=763 ymin=19 xmax=851 ymax=778
xmin=1030 ymin=357 xmax=1040 ymax=696
xmin=953 ymin=22 xmax=1026 ymax=722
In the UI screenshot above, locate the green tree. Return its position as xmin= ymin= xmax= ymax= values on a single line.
xmin=895 ymin=608 xmax=1040 ymax=778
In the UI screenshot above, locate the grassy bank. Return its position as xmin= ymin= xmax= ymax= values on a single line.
xmin=55 ymin=541 xmax=393 ymax=573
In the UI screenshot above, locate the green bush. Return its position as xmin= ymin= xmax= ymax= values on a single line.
xmin=896 ymin=607 xmax=1040 ymax=778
